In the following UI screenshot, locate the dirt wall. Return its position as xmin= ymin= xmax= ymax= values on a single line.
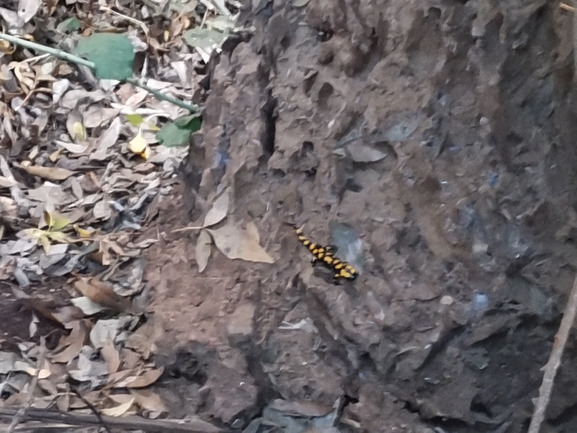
xmin=147 ymin=1 xmax=577 ymax=431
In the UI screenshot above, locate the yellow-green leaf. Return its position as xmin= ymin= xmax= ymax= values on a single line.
xmin=126 ymin=114 xmax=144 ymax=127
xmin=44 ymin=211 xmax=70 ymax=231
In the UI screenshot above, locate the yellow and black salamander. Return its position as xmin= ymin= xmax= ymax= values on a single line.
xmin=290 ymin=224 xmax=358 ymax=282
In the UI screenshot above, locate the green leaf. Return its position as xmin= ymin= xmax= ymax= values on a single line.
xmin=126 ymin=114 xmax=145 ymax=126
xmin=157 ymin=115 xmax=202 ymax=147
xmin=73 ymin=33 xmax=135 ymax=81
xmin=58 ymin=17 xmax=81 ymax=33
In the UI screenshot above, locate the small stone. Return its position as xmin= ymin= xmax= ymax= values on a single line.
xmin=440 ymin=295 xmax=454 ymax=306
xmin=226 ymin=302 xmax=255 ymax=340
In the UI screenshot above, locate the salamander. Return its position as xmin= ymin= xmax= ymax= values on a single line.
xmin=291 ymin=225 xmax=358 ymax=282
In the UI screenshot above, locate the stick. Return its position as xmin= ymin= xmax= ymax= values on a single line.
xmin=0 ymin=407 xmax=229 ymax=433
xmin=574 ymin=0 xmax=577 ymax=83
xmin=0 ymin=33 xmax=198 ymax=113
xmin=528 ymin=274 xmax=577 ymax=432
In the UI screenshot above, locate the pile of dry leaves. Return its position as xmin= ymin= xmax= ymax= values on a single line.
xmin=0 ymin=0 xmax=250 ymax=429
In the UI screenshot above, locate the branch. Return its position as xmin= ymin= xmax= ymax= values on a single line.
xmin=528 ymin=273 xmax=577 ymax=432
xmin=0 ymin=33 xmax=94 ymax=68
xmin=0 ymin=407 xmax=230 ymax=433
xmin=0 ymin=33 xmax=198 ymax=113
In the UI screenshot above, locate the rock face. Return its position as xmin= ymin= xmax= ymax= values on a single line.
xmin=148 ymin=0 xmax=577 ymax=431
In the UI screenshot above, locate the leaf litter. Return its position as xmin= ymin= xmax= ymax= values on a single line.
xmin=0 ymin=0 xmax=240 ymax=429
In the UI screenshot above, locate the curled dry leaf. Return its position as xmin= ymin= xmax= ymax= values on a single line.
xmin=345 ymin=143 xmax=388 ymax=163
xmin=74 ymin=277 xmax=132 ymax=314
xmin=66 ymin=110 xmax=86 ymax=142
xmin=71 ymin=296 xmax=107 ymax=315
xmin=14 ymin=163 xmax=75 ymax=181
xmin=196 ymin=230 xmax=212 ymax=273
xmin=120 ymin=367 xmax=164 ymax=389
xmin=208 ymin=221 xmax=274 ymax=263
xmin=128 ymin=134 xmax=150 ymax=160
xmin=129 ymin=389 xmax=167 ymax=413
xmin=101 ymin=338 xmax=121 ymax=374
xmin=90 ymin=319 xmax=119 ymax=348
xmin=51 ymin=320 xmax=88 ymax=363
xmin=203 ymin=188 xmax=229 ymax=227
xmin=101 ymin=397 xmax=135 ymax=417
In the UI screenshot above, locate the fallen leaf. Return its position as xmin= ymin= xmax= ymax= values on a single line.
xmin=124 ymin=318 xmax=163 ymax=360
xmin=101 ymin=338 xmax=121 ymax=375
xmin=68 ymin=346 xmax=108 ymax=387
xmin=346 ymin=143 xmax=387 ymax=163
xmin=0 ymin=175 xmax=17 ymax=188
xmin=130 ymin=389 xmax=166 ymax=413
xmin=196 ymin=230 xmax=211 ymax=273
xmin=43 ymin=210 xmax=70 ymax=231
xmin=203 ymin=189 xmax=229 ymax=227
xmin=93 ymin=200 xmax=113 ymax=221
xmin=208 ymin=221 xmax=274 ymax=263
xmin=15 ymin=163 xmax=74 ymax=181
xmin=51 ymin=320 xmax=88 ymax=363
xmin=55 ymin=141 xmax=88 ymax=154
xmin=128 ymin=134 xmax=149 ymax=158
xmin=90 ymin=319 xmax=119 ymax=348
xmin=101 ymin=397 xmax=135 ymax=416
xmin=71 ymin=296 xmax=108 ymax=315
xmin=74 ymin=278 xmax=131 ymax=313
xmin=126 ymin=114 xmax=144 ymax=126
xmin=66 ymin=110 xmax=86 ymax=142
xmin=120 ymin=367 xmax=164 ymax=388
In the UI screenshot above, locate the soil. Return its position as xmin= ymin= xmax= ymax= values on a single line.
xmin=137 ymin=1 xmax=577 ymax=432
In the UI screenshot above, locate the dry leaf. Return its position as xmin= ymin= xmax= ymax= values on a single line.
xmin=101 ymin=397 xmax=135 ymax=416
xmin=15 ymin=163 xmax=74 ymax=181
xmin=130 ymin=389 xmax=166 ymax=413
xmin=0 ymin=175 xmax=17 ymax=188
xmin=66 ymin=110 xmax=86 ymax=142
xmin=128 ymin=134 xmax=150 ymax=159
xmin=122 ymin=367 xmax=164 ymax=388
xmin=107 ymin=369 xmax=136 ymax=387
xmin=208 ymin=221 xmax=274 ymax=263
xmin=51 ymin=320 xmax=88 ymax=363
xmin=196 ymin=230 xmax=211 ymax=273
xmin=346 ymin=143 xmax=387 ymax=163
xmin=71 ymin=297 xmax=107 ymax=315
xmin=203 ymin=189 xmax=229 ymax=227
xmin=74 ymin=277 xmax=131 ymax=313
xmin=90 ymin=319 xmax=118 ymax=348
xmin=101 ymin=338 xmax=121 ymax=374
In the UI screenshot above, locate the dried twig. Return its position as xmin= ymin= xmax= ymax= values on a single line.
xmin=0 ymin=407 xmax=230 ymax=433
xmin=560 ymin=2 xmax=576 ymax=12
xmin=8 ymin=339 xmax=47 ymax=433
xmin=528 ymin=273 xmax=577 ymax=432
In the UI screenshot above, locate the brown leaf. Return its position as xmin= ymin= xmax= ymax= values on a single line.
xmin=14 ymin=163 xmax=74 ymax=181
xmin=101 ymin=338 xmax=121 ymax=375
xmin=208 ymin=221 xmax=274 ymax=263
xmin=74 ymin=277 xmax=131 ymax=313
xmin=107 ymin=369 xmax=136 ymax=387
xmin=66 ymin=110 xmax=86 ymax=142
xmin=123 ymin=367 xmax=164 ymax=388
xmin=130 ymin=389 xmax=167 ymax=413
xmin=203 ymin=189 xmax=229 ymax=227
xmin=51 ymin=320 xmax=88 ymax=363
xmin=101 ymin=397 xmax=135 ymax=416
xmin=195 ymin=230 xmax=212 ymax=273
